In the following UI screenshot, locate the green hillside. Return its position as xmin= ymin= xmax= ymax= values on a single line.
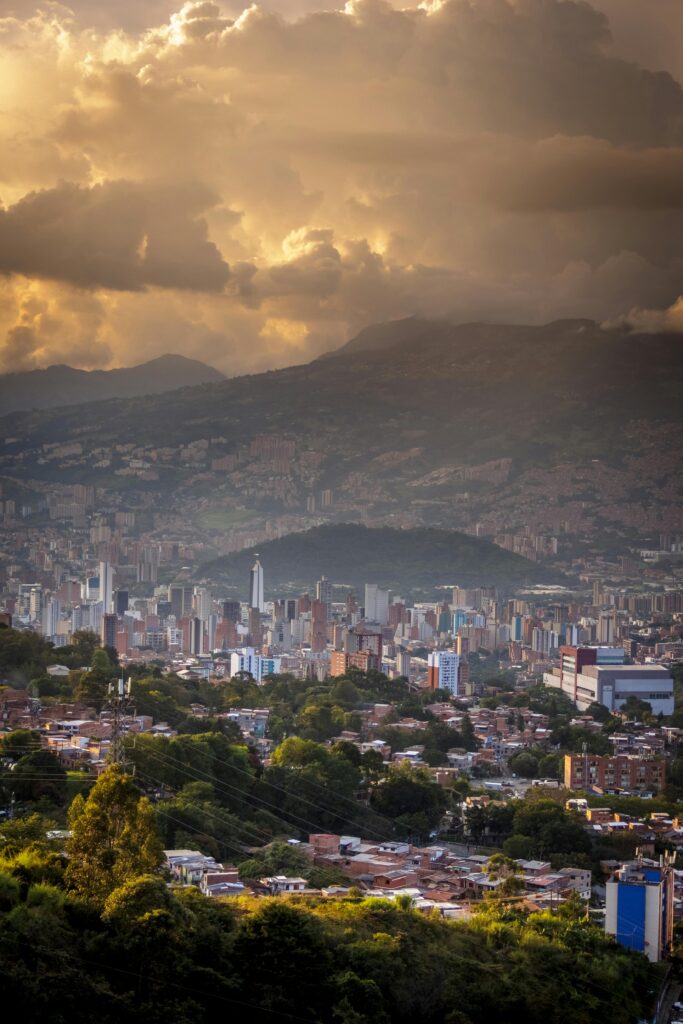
xmin=200 ymin=523 xmax=563 ymax=596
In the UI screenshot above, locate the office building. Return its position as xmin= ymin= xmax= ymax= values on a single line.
xmin=605 ymin=859 xmax=674 ymax=961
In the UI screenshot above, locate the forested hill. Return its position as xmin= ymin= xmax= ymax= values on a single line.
xmin=199 ymin=524 xmax=564 ymax=594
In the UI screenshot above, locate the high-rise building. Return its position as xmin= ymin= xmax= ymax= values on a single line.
xmin=193 ymin=586 xmax=212 ymax=622
xmin=316 ymin=576 xmax=332 ymax=620
xmin=605 ymin=859 xmax=674 ymax=961
xmin=101 ymin=612 xmax=118 ymax=650
xmin=248 ymin=606 xmax=262 ymax=646
xmin=189 ymin=616 xmax=205 ymax=656
xmin=395 ymin=650 xmax=411 ymax=678
xmin=115 ymin=589 xmax=129 ymax=616
xmin=29 ymin=585 xmax=43 ymax=622
xmin=169 ymin=584 xmax=193 ymax=621
xmin=427 ymin=651 xmax=461 ymax=694
xmin=41 ymin=597 xmax=61 ymax=638
xmin=598 ymin=612 xmax=616 ymax=644
xmin=364 ymin=583 xmax=389 ymax=624
xmin=249 ymin=557 xmax=265 ymax=612
xmin=310 ymin=599 xmax=327 ymax=653
xmin=99 ymin=561 xmax=114 ymax=613
xmin=222 ymin=600 xmax=241 ymax=623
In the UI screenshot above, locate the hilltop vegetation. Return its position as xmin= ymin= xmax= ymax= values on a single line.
xmin=200 ymin=523 xmax=563 ymax=594
xmin=0 ymin=767 xmax=656 ymax=1024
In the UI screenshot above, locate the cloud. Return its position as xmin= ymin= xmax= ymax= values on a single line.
xmin=0 ymin=180 xmax=230 ymax=290
xmin=0 ymin=0 xmax=683 ymax=375
xmin=607 ymin=295 xmax=683 ymax=335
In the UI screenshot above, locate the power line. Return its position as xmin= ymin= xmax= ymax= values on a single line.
xmin=133 ymin=737 xmax=396 ymax=842
xmin=135 ymin=741 xmax=379 ymax=843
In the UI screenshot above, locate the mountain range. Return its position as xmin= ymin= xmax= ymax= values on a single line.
xmin=1 ymin=318 xmax=681 ymax=549
xmin=0 ymin=354 xmax=224 ymax=413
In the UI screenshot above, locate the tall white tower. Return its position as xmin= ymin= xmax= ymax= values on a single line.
xmin=249 ymin=556 xmax=265 ymax=613
xmin=99 ymin=561 xmax=114 ymax=614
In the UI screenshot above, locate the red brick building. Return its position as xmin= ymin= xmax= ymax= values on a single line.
xmin=564 ymin=753 xmax=666 ymax=793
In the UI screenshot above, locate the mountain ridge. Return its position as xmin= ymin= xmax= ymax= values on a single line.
xmin=1 ymin=317 xmax=680 ymax=549
xmin=0 ymin=354 xmax=224 ymax=414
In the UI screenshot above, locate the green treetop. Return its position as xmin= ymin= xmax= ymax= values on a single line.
xmin=65 ymin=764 xmax=163 ymax=905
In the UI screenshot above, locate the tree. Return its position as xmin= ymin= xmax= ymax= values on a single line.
xmin=237 ymin=840 xmax=310 ymax=881
xmin=508 ymin=751 xmax=539 ymax=778
xmin=370 ymin=763 xmax=446 ymax=840
xmin=0 ymin=729 xmax=41 ymax=760
xmin=65 ymin=765 xmax=163 ymax=904
xmin=620 ymin=696 xmax=653 ymax=722
xmin=512 ymin=799 xmax=591 ymax=859
xmin=361 ymin=749 xmax=385 ymax=779
xmin=538 ymin=753 xmax=562 ymax=780
xmin=332 ymin=740 xmax=362 ymax=767
xmin=11 ymin=749 xmax=67 ymax=805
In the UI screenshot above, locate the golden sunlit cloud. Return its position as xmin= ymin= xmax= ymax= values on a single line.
xmin=1 ymin=0 xmax=683 ymax=374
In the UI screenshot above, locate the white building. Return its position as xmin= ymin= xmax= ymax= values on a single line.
xmin=229 ymin=647 xmax=280 ymax=682
xmin=249 ymin=557 xmax=265 ymax=613
xmin=364 ymin=583 xmax=389 ymax=625
xmin=99 ymin=560 xmax=114 ymax=614
xmin=427 ymin=651 xmax=461 ymax=695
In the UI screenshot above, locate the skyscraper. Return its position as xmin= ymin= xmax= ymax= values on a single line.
xmin=99 ymin=560 xmax=114 ymax=614
xmin=41 ymin=597 xmax=61 ymax=638
xmin=316 ymin=576 xmax=332 ymax=620
xmin=249 ymin=556 xmax=265 ymax=612
xmin=193 ymin=586 xmax=212 ymax=622
xmin=101 ymin=612 xmax=117 ymax=650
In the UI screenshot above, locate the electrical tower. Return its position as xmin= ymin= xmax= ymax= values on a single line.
xmin=105 ymin=676 xmax=135 ymax=770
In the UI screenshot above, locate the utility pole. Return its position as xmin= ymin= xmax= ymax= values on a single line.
xmin=582 ymin=741 xmax=589 ymax=794
xmin=105 ymin=676 xmax=135 ymax=771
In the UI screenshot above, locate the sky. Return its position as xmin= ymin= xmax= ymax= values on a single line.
xmin=1 ymin=0 xmax=682 ymax=374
